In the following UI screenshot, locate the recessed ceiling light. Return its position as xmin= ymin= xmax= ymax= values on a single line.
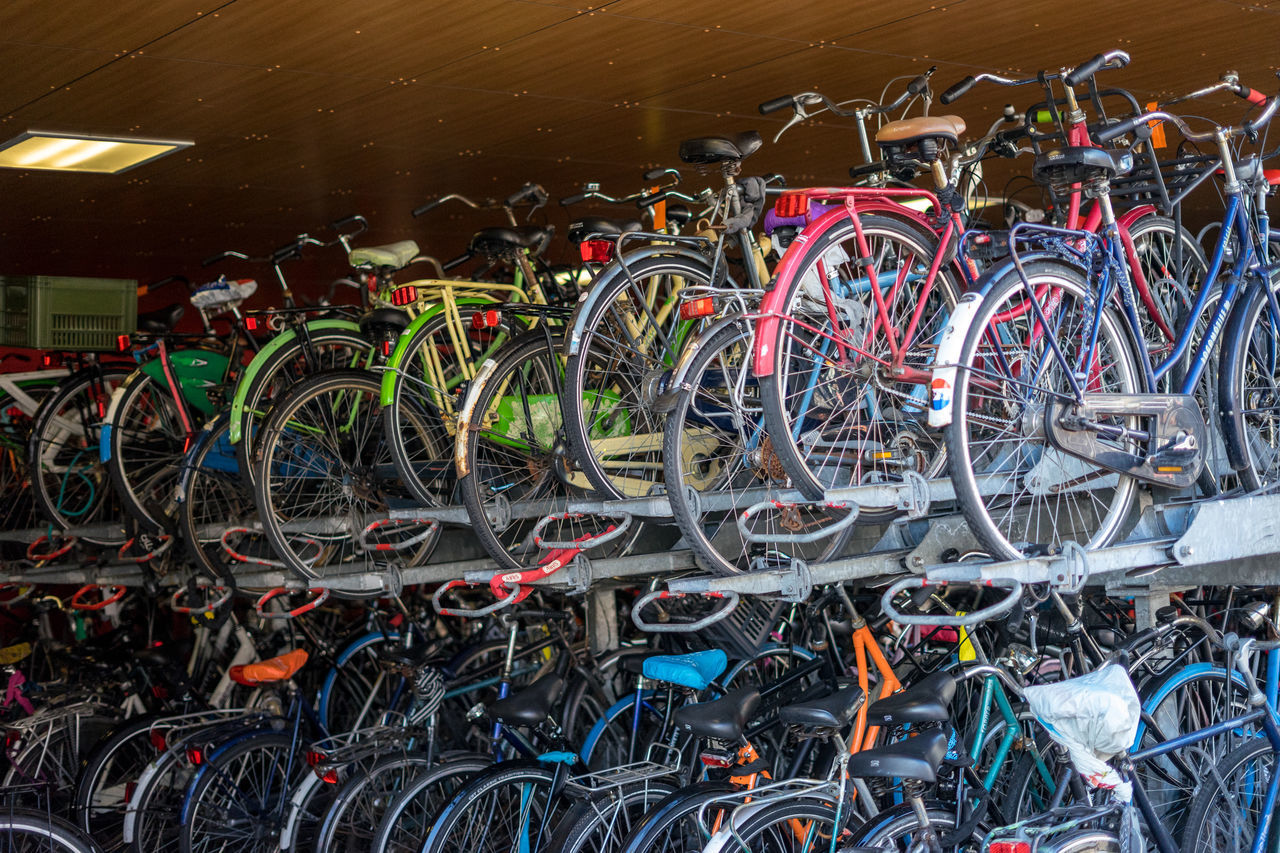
xmin=0 ymin=131 xmax=192 ymax=174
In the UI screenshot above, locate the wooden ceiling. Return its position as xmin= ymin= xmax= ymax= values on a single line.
xmin=2 ymin=0 xmax=1278 ymax=301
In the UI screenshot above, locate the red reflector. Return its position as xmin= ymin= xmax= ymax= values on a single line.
xmin=306 ymin=750 xmax=325 ymax=767
xmin=773 ymin=192 xmax=807 ymax=219
xmin=4 ymin=731 xmax=20 ymax=748
xmin=381 ymin=340 xmax=392 ymax=357
xmin=151 ymin=685 xmax=169 ymax=700
xmin=471 ymin=309 xmax=501 ymax=330
xmin=125 ymin=781 xmax=136 ymax=802
xmin=680 ymin=297 xmax=716 ymax=320
xmin=392 ymin=285 xmax=417 ymax=306
xmin=244 ymin=317 xmax=258 ymax=331
xmin=149 ymin=730 xmax=168 ymax=751
xmin=117 ymin=334 xmax=131 ymax=351
xmin=41 ymin=354 xmax=54 ymax=367
xmin=321 ymin=768 xmax=340 ymax=784
xmin=579 ymin=239 xmax=614 ymax=264
xmin=700 ymin=753 xmax=733 ymax=768
xmin=989 ymin=842 xmax=1031 ymax=853
xmin=186 ymin=747 xmax=204 ymax=765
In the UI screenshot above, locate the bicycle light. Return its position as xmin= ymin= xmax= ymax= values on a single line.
xmin=773 ymin=191 xmax=807 ymax=218
xmin=471 ymin=309 xmax=502 ymax=330
xmin=148 ymin=730 xmax=168 ymax=751
xmin=185 ymin=746 xmax=204 ymax=765
xmin=679 ymin=296 xmax=715 ymax=320
xmin=116 ymin=334 xmax=131 ymax=351
xmin=989 ymin=842 xmax=1030 ymax=853
xmin=579 ymin=239 xmax=614 ymax=264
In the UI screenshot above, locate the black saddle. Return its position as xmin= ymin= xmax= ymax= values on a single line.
xmin=515 ymin=225 xmax=555 ymax=257
xmin=488 ymin=674 xmax=565 ymax=726
xmin=1033 ymin=146 xmax=1134 ymax=188
xmin=470 ymin=226 xmax=548 ymax=257
xmin=679 ymin=131 xmax=763 ymax=166
xmin=566 ymin=217 xmax=642 ymax=245
xmin=779 ymin=684 xmax=865 ymax=730
xmin=867 ymin=671 xmax=955 ymax=727
xmin=359 ymin=307 xmax=411 ymax=338
xmin=672 ymin=687 xmax=761 ymax=740
xmin=847 ymin=730 xmax=949 ymax=782
xmin=137 ymin=303 xmax=185 ymax=334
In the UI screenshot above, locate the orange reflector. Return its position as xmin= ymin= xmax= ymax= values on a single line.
xmin=580 ymin=239 xmax=614 ymax=264
xmin=679 ymin=297 xmax=716 ymax=320
xmin=1156 ymin=466 xmax=1183 ymax=473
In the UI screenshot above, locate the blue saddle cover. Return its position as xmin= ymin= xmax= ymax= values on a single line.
xmin=642 ymin=649 xmax=727 ymax=690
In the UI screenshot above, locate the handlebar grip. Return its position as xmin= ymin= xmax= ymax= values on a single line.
xmin=1064 ymin=53 xmax=1107 ymax=87
xmin=201 ymin=252 xmax=229 ymax=268
xmin=907 ymin=72 xmax=931 ymax=96
xmin=642 ymin=166 xmax=677 ymax=182
xmin=505 ymin=183 xmax=548 ymax=208
xmin=940 ymin=76 xmax=976 ymax=105
xmin=271 ymin=243 xmax=302 ymax=265
xmin=849 ymin=160 xmax=887 ymax=179
xmin=1095 ymin=115 xmax=1142 ymax=144
xmin=442 ymin=252 xmax=472 ymax=272
xmin=758 ymin=95 xmax=794 ymax=115
xmin=1235 ymin=85 xmax=1269 ymax=107
xmin=560 ymin=192 xmax=589 ymax=207
xmin=412 ymin=198 xmax=443 ymax=217
xmin=329 ymin=214 xmax=365 ymax=230
xmin=637 ymin=191 xmax=665 ymax=209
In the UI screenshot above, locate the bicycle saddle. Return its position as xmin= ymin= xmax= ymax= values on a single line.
xmin=230 ymin=648 xmax=308 ymax=686
xmin=678 ymin=131 xmax=763 ymax=165
xmin=137 ymin=303 xmax=185 ymax=334
xmin=867 ymin=670 xmax=955 ymax=726
xmin=488 ymin=673 xmax=565 ymax=726
xmin=470 ymin=226 xmax=548 ymax=257
xmin=1032 ymin=146 xmax=1134 ymax=187
xmin=359 ymin=307 xmax=411 ymax=338
xmin=642 ymin=649 xmax=728 ymax=690
xmin=566 ymin=217 xmax=642 ymax=244
xmin=516 ymin=225 xmax=555 ymax=257
xmin=875 ymin=115 xmax=966 ymax=147
xmin=672 ymin=687 xmax=761 ymax=741
xmin=779 ymin=683 xmax=865 ymax=730
xmin=846 ymin=729 xmax=949 ymax=782
xmin=349 ymin=240 xmax=420 ymax=271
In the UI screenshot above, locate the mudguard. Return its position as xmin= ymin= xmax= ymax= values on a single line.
xmin=228 ymin=319 xmax=362 ymax=443
xmin=562 ymin=244 xmax=714 ymax=358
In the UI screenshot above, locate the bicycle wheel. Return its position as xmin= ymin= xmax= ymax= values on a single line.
xmin=420 ymin=760 xmax=566 ymax=853
xmin=758 ymin=214 xmax=960 ymax=517
xmin=545 ymin=777 xmax=678 ymax=853
xmin=180 ymin=732 xmax=301 ymax=853
xmin=371 ymin=755 xmax=491 ymax=853
xmin=383 ymin=307 xmax=515 ymax=508
xmin=0 ymin=809 xmax=101 ymax=853
xmin=233 ymin=327 xmax=374 ymax=490
xmin=0 ymin=380 xmax=60 ymax=549
xmin=702 ymin=796 xmax=842 ymax=852
xmin=459 ymin=331 xmax=628 ymax=572
xmin=664 ymin=321 xmax=858 ymax=576
xmin=944 ymin=260 xmax=1141 ymax=560
xmin=618 ymin=780 xmax=738 ymax=853
xmin=1220 ymin=271 xmax=1280 ymax=492
xmin=315 ymin=753 xmax=435 ymax=853
xmin=253 ymin=369 xmax=439 ymax=579
xmin=562 ymin=254 xmax=716 ymax=500
xmin=104 ymin=368 xmax=188 ymax=531
xmin=71 ymin=715 xmax=164 ymax=847
xmin=317 ymin=631 xmax=408 ymax=735
xmin=844 ymin=801 xmax=981 ymax=850
xmin=28 ymin=366 xmax=134 ymax=544
xmin=177 ymin=415 xmax=254 ymax=581
xmin=1180 ymin=738 xmax=1278 ymax=852
xmin=4 ymin=711 xmax=117 ymax=811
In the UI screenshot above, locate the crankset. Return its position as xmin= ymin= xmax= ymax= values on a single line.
xmin=1043 ymin=393 xmax=1206 ymax=489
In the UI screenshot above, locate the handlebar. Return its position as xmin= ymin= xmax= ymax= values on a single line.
xmin=328 ymin=214 xmax=367 ymax=232
xmin=941 ymin=50 xmax=1131 ymax=106
xmin=414 ymin=184 xmax=549 ymax=218
xmin=1096 ymin=77 xmax=1280 ymax=145
xmin=138 ymin=275 xmax=192 ymax=297
xmin=561 ymin=170 xmax=684 ymax=207
xmin=758 ymin=67 xmax=936 ymax=143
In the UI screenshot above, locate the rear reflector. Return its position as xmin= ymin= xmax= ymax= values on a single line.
xmin=580 ymin=239 xmax=614 ymax=264
xmin=679 ymin=297 xmax=716 ymax=320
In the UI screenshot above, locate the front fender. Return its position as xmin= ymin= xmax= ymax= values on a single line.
xmin=379 ymin=296 xmax=501 ymax=407
xmin=927 ymin=291 xmax=985 ymax=429
xmin=651 ymin=314 xmax=751 ymax=414
xmin=228 ymin=319 xmax=362 ymax=443
xmin=563 ymin=244 xmax=713 ymax=358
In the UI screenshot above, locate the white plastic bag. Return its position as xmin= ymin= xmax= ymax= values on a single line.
xmin=1024 ymin=662 xmax=1140 ymax=801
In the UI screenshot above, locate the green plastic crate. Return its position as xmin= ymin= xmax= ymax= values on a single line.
xmin=0 ymin=276 xmax=137 ymax=351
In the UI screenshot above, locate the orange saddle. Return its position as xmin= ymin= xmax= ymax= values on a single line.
xmin=230 ymin=649 xmax=309 ymax=686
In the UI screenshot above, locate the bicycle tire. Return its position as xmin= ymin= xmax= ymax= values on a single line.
xmin=179 ymin=731 xmax=301 ymax=853
xmin=419 ymin=760 xmax=565 ymax=853
xmin=544 ymin=776 xmax=678 ymax=853
xmin=943 ymin=259 xmax=1141 ymax=560
xmin=1219 ymin=270 xmax=1280 ymax=492
xmin=233 ymin=327 xmax=374 ymax=491
xmin=177 ymin=414 xmax=254 ymax=581
xmin=71 ymin=714 xmax=166 ymax=846
xmin=371 ymin=754 xmax=491 ymax=853
xmin=757 ymin=214 xmax=960 ymax=516
xmin=252 ymin=369 xmax=439 ymax=579
xmin=1180 ymin=737 xmax=1278 ymax=851
xmin=104 ymin=368 xmax=187 ymax=531
xmin=700 ymin=796 xmax=843 ymax=853
xmin=562 ymin=253 xmax=716 ymax=500
xmin=0 ymin=808 xmax=102 ymax=853
xmin=663 ymin=321 xmax=859 ymax=575
xmin=27 ymin=366 xmax=134 ymax=544
xmin=844 ymin=800 xmax=983 ymax=850
xmin=618 ymin=780 xmax=739 ymax=853
xmin=383 ymin=307 xmax=516 ymax=508
xmin=314 ymin=753 xmax=435 ymax=853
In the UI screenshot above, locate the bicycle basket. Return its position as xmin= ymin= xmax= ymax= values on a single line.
xmin=0 ymin=276 xmax=137 ymax=350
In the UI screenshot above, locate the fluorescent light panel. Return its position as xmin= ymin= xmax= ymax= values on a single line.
xmin=0 ymin=131 xmax=192 ymax=174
